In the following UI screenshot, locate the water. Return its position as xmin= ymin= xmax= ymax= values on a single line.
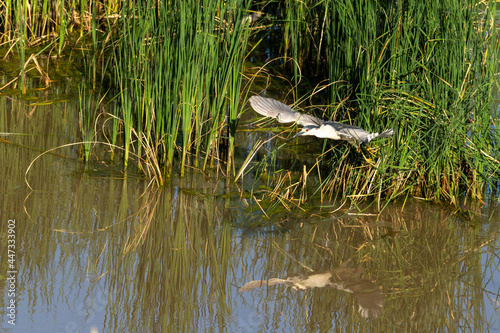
xmin=1 ymin=87 xmax=500 ymax=332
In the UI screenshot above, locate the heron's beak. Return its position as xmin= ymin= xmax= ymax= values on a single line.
xmin=292 ymin=130 xmax=304 ymax=139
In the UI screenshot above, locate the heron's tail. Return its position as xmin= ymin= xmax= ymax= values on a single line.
xmin=362 ymin=129 xmax=394 ymax=143
xmin=377 ymin=129 xmax=394 ymax=138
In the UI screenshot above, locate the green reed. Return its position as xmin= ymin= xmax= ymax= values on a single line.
xmin=78 ymin=83 xmax=94 ymax=162
xmin=260 ymin=0 xmax=499 ymax=205
xmin=3 ymin=0 xmax=498 ymax=204
xmin=1 ymin=0 xmax=121 ymax=94
xmin=1 ymin=0 xmax=120 ymax=46
xmin=113 ymin=0 xmax=251 ymax=177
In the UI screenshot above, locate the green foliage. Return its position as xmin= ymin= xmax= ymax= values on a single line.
xmin=0 ymin=0 xmax=118 ymax=46
xmin=258 ymin=0 xmax=500 ymax=205
xmin=2 ymin=0 xmax=499 ymax=206
xmin=113 ymin=0 xmax=251 ymax=178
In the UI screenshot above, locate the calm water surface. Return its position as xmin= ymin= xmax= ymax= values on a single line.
xmin=1 ymin=90 xmax=500 ymax=332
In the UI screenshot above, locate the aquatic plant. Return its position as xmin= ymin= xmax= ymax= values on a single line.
xmin=112 ymin=0 xmax=251 ymax=178
xmin=246 ymin=0 xmax=499 ymax=207
xmin=0 ymin=0 xmax=119 ymax=44
xmin=2 ymin=0 xmax=499 ymax=207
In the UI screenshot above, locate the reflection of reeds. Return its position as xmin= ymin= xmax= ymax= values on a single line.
xmin=92 ymin=173 xmax=235 ymax=330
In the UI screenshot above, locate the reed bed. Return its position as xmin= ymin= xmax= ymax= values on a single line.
xmin=246 ymin=0 xmax=499 ymax=208
xmin=3 ymin=0 xmax=252 ymax=180
xmin=2 ymin=0 xmax=499 ymax=207
xmin=234 ymin=198 xmax=495 ymax=329
xmin=0 ymin=0 xmax=120 ymax=45
xmin=112 ymin=0 xmax=251 ymax=179
xmin=0 ymin=0 xmax=119 ymax=93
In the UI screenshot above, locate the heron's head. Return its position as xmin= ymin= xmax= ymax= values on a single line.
xmin=293 ymin=125 xmax=318 ymax=138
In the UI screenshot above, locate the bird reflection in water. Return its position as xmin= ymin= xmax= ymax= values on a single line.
xmin=239 ymin=263 xmax=383 ymax=318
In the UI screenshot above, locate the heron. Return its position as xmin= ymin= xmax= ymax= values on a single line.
xmin=249 ymin=96 xmax=394 ymax=146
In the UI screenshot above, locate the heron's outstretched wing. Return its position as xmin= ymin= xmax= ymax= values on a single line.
xmin=249 ymin=96 xmax=322 ymax=127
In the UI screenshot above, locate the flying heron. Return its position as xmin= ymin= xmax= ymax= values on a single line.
xmin=249 ymin=96 xmax=394 ymax=145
